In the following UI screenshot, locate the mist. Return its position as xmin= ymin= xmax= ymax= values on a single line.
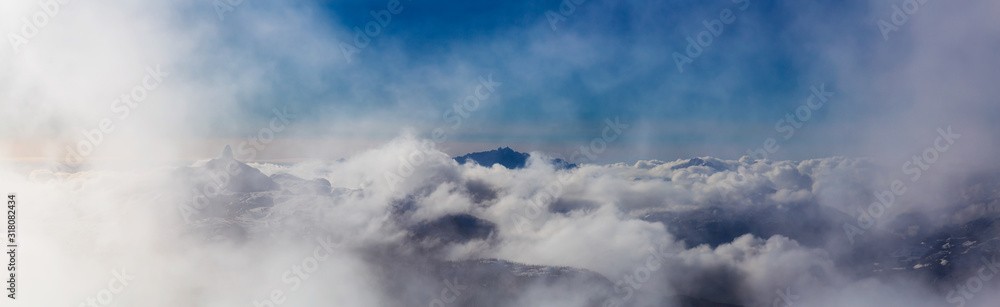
xmin=2 ymin=0 xmax=1000 ymax=306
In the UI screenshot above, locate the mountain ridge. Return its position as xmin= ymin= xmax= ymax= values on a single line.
xmin=454 ymin=147 xmax=577 ymax=169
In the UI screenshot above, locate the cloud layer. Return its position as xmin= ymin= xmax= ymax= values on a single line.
xmin=4 ymin=136 xmax=1000 ymax=306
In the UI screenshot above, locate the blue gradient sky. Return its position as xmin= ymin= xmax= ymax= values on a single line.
xmin=188 ymin=0 xmax=959 ymax=161
xmin=3 ymin=0 xmax=997 ymax=164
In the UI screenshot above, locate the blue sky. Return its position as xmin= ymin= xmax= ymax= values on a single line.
xmin=189 ymin=0 xmax=903 ymax=161
xmin=4 ymin=0 xmax=997 ymax=164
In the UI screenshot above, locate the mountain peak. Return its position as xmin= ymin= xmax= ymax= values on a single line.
xmin=455 ymin=147 xmax=577 ymax=170
xmin=456 ymin=147 xmax=529 ymax=169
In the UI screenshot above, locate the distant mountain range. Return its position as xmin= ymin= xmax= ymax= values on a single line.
xmin=453 ymin=147 xmax=577 ymax=169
